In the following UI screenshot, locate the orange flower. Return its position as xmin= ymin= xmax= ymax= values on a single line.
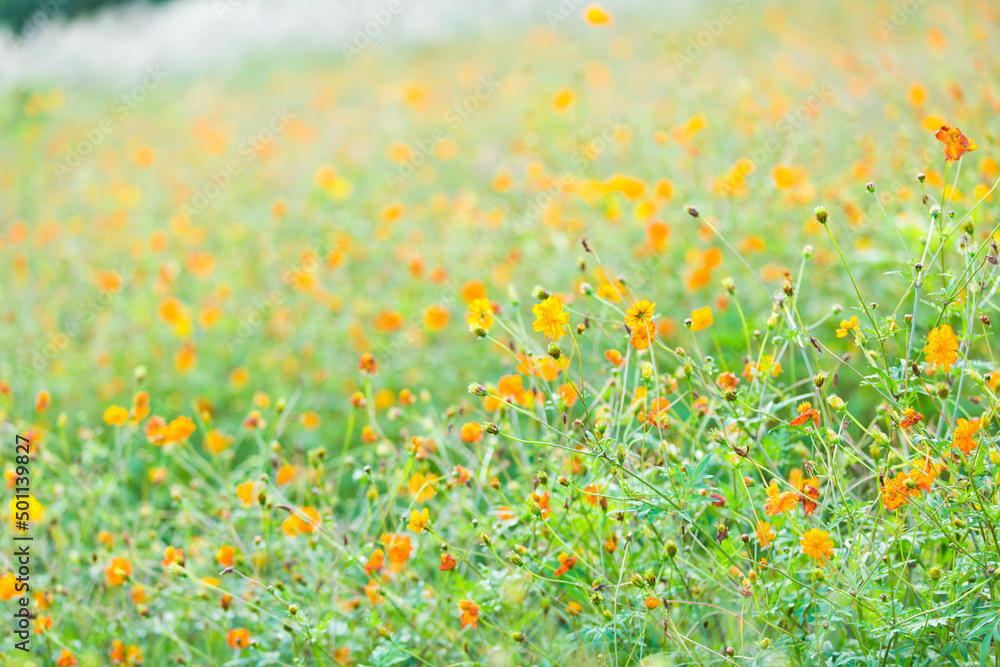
xmin=923 ymin=325 xmax=960 ymax=371
xmin=364 ymin=549 xmax=385 ymax=577
xmin=900 ymin=409 xmax=924 ymax=429
xmin=276 ymin=465 xmax=297 ymax=485
xmin=881 ymin=471 xmax=918 ymax=511
xmin=630 ymin=320 xmax=656 ymax=350
xmin=381 ymin=533 xmax=413 ymax=572
xmin=106 ymin=556 xmax=132 ymax=586
xmin=764 ymin=481 xmax=798 ymax=516
xmin=424 ymin=304 xmax=450 ymax=330
xmin=910 ymin=457 xmax=939 ymax=491
xmin=756 ymin=520 xmax=776 ymax=547
xmin=458 ymin=600 xmax=480 ymax=628
xmin=644 ymin=596 xmax=660 ymax=609
xmin=800 ymin=528 xmax=834 ymax=562
xmin=460 ymin=422 xmax=483 ymax=443
xmin=364 ymin=578 xmax=385 ymax=606
xmin=439 ymin=553 xmax=457 ymax=571
xmin=57 ymin=649 xmax=78 ymax=666
xmin=161 ymin=546 xmax=185 ymax=567
xmin=217 ymin=544 xmax=235 ymax=567
xmin=952 ymin=418 xmax=981 ymax=455
xmin=689 ymin=306 xmax=713 ymax=332
xmin=0 ymin=573 xmax=18 ymax=600
xmin=790 ymin=402 xmax=820 ymax=427
xmin=235 ymin=481 xmax=255 ymax=507
xmin=743 ymin=356 xmax=779 ymax=380
xmin=496 ymin=506 xmax=517 ymax=522
xmin=554 ymin=552 xmax=577 ymax=577
xmin=163 ymin=415 xmax=196 ymax=444
xmin=583 ymin=483 xmax=601 ymax=506
xmin=34 ymin=613 xmax=52 ymax=634
xmin=203 ymin=430 xmax=233 ymax=455
xmin=358 ymin=353 xmax=378 ymax=374
xmin=530 ymin=490 xmax=552 ymax=518
xmin=605 ymin=349 xmax=624 ymax=366
xmin=35 ymin=389 xmax=50 ymax=413
xmin=935 ymin=125 xmax=978 ymax=162
xmin=280 ymin=506 xmax=320 ymax=536
xmin=226 ymin=627 xmax=251 ymax=650
xmin=110 ymin=640 xmax=143 ymax=665
xmin=716 ymin=372 xmax=739 ymax=390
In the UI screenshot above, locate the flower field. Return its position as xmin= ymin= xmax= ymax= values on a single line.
xmin=3 ymin=0 xmax=1000 ymax=664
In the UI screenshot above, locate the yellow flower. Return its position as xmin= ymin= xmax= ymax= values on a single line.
xmin=407 ymin=508 xmax=430 ymax=533
xmin=690 ymin=306 xmax=713 ymax=332
xmin=103 ymin=405 xmax=129 ymax=426
xmin=923 ymin=324 xmax=959 ymax=371
xmin=625 ymin=300 xmax=656 ymax=330
xmin=582 ymin=3 xmax=612 ymax=26
xmin=836 ymin=316 xmax=859 ymax=338
xmin=551 ymin=88 xmax=576 ymax=113
xmin=408 ymin=472 xmax=438 ymax=502
xmin=467 ymin=298 xmax=494 ymax=331
xmin=532 ymin=296 xmax=570 ymax=341
xmin=800 ymin=528 xmax=834 ymax=561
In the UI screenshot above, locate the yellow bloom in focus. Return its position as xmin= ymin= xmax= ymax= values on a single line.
xmin=467 ymin=297 xmax=494 ymax=331
xmin=690 ymin=306 xmax=713 ymax=332
xmin=836 ymin=316 xmax=859 ymax=338
xmin=800 ymin=528 xmax=834 ymax=562
xmin=923 ymin=324 xmax=959 ymax=371
xmin=625 ymin=300 xmax=656 ymax=330
xmin=532 ymin=296 xmax=570 ymax=341
xmin=407 ymin=508 xmax=430 ymax=533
